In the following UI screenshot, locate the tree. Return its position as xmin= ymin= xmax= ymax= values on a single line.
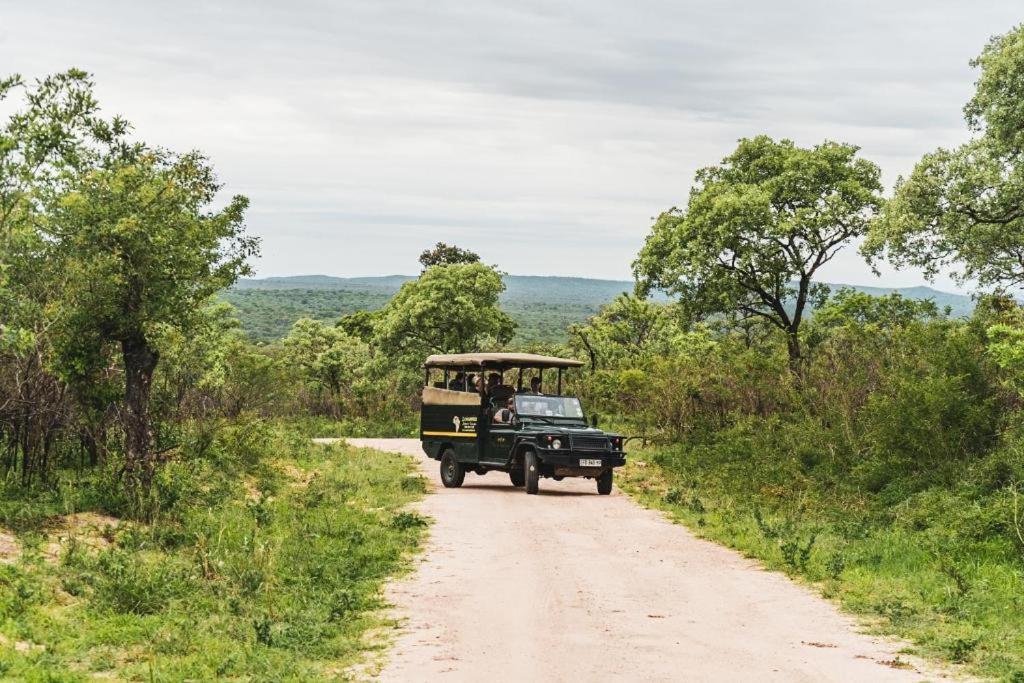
xmin=863 ymin=25 xmax=1024 ymax=288
xmin=0 ymin=70 xmax=130 ymax=481
xmin=418 ymin=242 xmax=481 ymax=270
xmin=373 ymin=262 xmax=515 ymax=358
xmin=151 ymin=302 xmax=246 ymax=416
xmin=337 ymin=309 xmax=380 ymax=343
xmin=569 ymin=294 xmax=683 ymax=371
xmin=812 ymin=289 xmax=942 ymax=332
xmin=50 ymin=150 xmax=258 ymax=490
xmin=634 ymin=136 xmax=883 ymax=368
xmin=283 ymin=318 xmax=368 ymax=415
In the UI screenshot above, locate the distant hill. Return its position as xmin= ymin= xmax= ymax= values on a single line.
xmin=222 ymin=275 xmax=974 ymax=343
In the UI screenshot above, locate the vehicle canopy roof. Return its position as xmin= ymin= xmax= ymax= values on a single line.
xmin=423 ymin=352 xmax=584 ymax=370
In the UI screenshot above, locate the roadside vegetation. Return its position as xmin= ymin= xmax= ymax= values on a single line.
xmin=0 ymin=422 xmax=427 ymax=679
xmin=593 ymin=303 xmax=1024 ymax=677
xmin=569 ymin=24 xmax=1024 ymax=679
xmin=0 ymin=72 xmax=433 ymax=679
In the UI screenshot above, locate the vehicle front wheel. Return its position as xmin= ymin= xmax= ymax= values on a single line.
xmin=509 ymin=468 xmax=525 ymax=487
xmin=524 ymin=450 xmax=539 ymax=495
xmin=440 ymin=449 xmax=465 ymax=488
xmin=596 ymin=469 xmax=613 ymax=495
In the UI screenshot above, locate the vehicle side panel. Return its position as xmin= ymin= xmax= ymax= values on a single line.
xmin=420 ymin=402 xmax=480 ymax=463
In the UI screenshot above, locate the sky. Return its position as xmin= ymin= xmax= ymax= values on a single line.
xmin=1 ymin=1 xmax=1021 ymax=291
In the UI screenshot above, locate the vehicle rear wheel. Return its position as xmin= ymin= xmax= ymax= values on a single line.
xmin=596 ymin=469 xmax=613 ymax=495
xmin=509 ymin=468 xmax=525 ymax=487
xmin=524 ymin=450 xmax=539 ymax=495
xmin=440 ymin=449 xmax=465 ymax=488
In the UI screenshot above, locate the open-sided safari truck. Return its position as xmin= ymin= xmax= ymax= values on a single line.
xmin=420 ymin=352 xmax=626 ymax=495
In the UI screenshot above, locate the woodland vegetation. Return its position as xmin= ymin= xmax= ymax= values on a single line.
xmin=2 ymin=21 xmax=1024 ymax=681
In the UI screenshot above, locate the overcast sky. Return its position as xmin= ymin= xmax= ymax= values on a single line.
xmin=2 ymin=1 xmax=1021 ymax=290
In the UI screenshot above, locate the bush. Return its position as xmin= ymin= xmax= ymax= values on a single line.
xmin=92 ymin=550 xmax=193 ymax=615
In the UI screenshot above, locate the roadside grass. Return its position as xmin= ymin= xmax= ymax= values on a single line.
xmin=283 ymin=414 xmax=418 ymax=439
xmin=617 ymin=442 xmax=1024 ymax=681
xmin=0 ymin=420 xmax=428 ymax=680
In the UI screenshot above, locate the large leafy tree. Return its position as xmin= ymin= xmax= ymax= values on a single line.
xmin=864 ymin=25 xmax=1024 ymax=288
xmin=634 ymin=136 xmax=883 ymax=368
xmin=49 ymin=150 xmax=258 ymax=489
xmin=373 ymin=262 xmax=515 ymax=359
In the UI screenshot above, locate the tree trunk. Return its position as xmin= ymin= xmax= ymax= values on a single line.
xmin=786 ymin=330 xmax=802 ymax=375
xmin=122 ymin=333 xmax=159 ymax=490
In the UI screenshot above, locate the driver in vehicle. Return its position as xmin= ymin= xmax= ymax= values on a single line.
xmin=493 ymin=397 xmax=516 ymax=424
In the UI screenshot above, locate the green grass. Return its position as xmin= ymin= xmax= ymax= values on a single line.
xmin=0 ymin=421 xmax=428 ymax=680
xmin=281 ymin=414 xmax=419 ymax=439
xmin=617 ymin=442 xmax=1024 ymax=681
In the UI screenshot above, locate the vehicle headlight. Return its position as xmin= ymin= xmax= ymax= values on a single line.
xmin=551 ymin=438 xmax=562 ymax=449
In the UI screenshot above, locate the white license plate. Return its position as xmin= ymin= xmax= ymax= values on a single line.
xmin=579 ymin=459 xmax=602 ymax=467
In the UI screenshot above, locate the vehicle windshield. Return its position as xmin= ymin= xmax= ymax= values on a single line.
xmin=514 ymin=395 xmax=585 ymax=420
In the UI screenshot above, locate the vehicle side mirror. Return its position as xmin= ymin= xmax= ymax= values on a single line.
xmin=590 ymin=413 xmax=600 ymax=428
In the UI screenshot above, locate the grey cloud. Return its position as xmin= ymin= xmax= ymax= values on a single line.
xmin=1 ymin=0 xmax=1021 ymax=288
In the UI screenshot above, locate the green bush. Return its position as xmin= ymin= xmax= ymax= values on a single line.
xmin=92 ymin=550 xmax=193 ymax=615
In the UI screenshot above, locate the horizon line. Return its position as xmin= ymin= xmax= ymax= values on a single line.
xmin=240 ymin=273 xmax=970 ymax=297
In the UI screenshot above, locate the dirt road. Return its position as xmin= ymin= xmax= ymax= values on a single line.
xmin=345 ymin=438 xmax=947 ymax=682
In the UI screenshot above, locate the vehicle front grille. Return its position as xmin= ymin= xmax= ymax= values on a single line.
xmin=571 ymin=435 xmax=610 ymax=452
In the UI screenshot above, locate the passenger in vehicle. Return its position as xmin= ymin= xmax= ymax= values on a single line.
xmin=493 ymin=397 xmax=516 ymax=424
xmin=448 ymin=372 xmax=466 ymax=390
xmin=516 ymin=376 xmax=543 ymax=394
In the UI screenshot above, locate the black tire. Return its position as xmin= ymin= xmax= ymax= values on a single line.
xmin=440 ymin=449 xmax=465 ymax=488
xmin=524 ymin=450 xmax=539 ymax=495
xmin=596 ymin=469 xmax=613 ymax=495
xmin=509 ymin=468 xmax=525 ymax=487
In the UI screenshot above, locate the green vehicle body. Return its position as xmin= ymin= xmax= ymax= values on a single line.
xmin=419 ymin=353 xmax=626 ymax=494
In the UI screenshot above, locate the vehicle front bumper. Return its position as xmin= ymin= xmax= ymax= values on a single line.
xmin=536 ymin=451 xmax=626 ymax=468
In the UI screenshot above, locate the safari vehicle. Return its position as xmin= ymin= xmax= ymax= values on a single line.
xmin=420 ymin=352 xmax=626 ymax=495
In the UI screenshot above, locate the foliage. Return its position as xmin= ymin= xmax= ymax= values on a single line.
xmin=372 ymin=262 xmax=515 ymax=360
xmin=864 ymin=24 xmax=1024 ymax=288
xmin=283 ymin=319 xmax=368 ymax=399
xmin=634 ymin=136 xmax=883 ymax=366
xmin=568 ymin=294 xmax=686 ymax=371
xmin=809 ymin=289 xmax=942 ymax=332
xmin=49 ymin=148 xmax=257 ymax=491
xmin=0 ymin=421 xmax=428 ymax=679
xmin=418 ymin=241 xmax=481 ymax=270
xmin=0 ymin=70 xmax=131 ymax=485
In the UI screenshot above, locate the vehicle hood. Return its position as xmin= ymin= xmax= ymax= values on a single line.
xmin=519 ymin=423 xmax=617 ymax=438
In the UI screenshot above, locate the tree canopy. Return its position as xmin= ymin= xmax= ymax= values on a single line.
xmin=634 ymin=136 xmax=883 ymax=366
xmin=863 ymin=25 xmax=1024 ymax=288
xmin=418 ymin=242 xmax=481 ymax=270
xmin=373 ymin=262 xmax=515 ymax=359
xmin=50 ymin=148 xmax=257 ymax=487
xmin=569 ymin=294 xmax=684 ymax=370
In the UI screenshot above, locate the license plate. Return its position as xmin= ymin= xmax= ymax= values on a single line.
xmin=579 ymin=459 xmax=602 ymax=467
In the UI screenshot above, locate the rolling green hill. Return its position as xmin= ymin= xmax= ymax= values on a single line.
xmin=221 ymin=275 xmax=974 ymax=343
